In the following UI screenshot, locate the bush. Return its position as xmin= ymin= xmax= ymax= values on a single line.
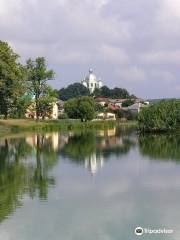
xmin=58 ymin=113 xmax=68 ymax=119
xmin=64 ymin=96 xmax=95 ymax=122
xmin=113 ymin=109 xmax=137 ymax=120
xmin=138 ymin=100 xmax=180 ymax=132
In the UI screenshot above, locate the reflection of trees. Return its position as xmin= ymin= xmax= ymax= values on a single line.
xmin=97 ymin=138 xmax=135 ymax=158
xmin=0 ymin=128 xmax=136 ymax=222
xmin=0 ymin=134 xmax=58 ymax=222
xmin=139 ymin=134 xmax=180 ymax=161
xmin=0 ymin=139 xmax=33 ymax=222
xmin=29 ymin=134 xmax=57 ymax=199
xmin=61 ymin=130 xmax=135 ymax=163
xmin=60 ymin=133 xmax=96 ymax=163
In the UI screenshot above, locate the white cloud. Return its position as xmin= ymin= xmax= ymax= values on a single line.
xmin=98 ymin=45 xmax=129 ymax=64
xmin=149 ymin=70 xmax=175 ymax=83
xmin=0 ymin=0 xmax=180 ymax=97
xmin=116 ymin=66 xmax=146 ymax=83
xmin=140 ymin=50 xmax=180 ymax=65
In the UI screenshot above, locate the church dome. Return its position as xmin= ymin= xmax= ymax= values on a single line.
xmin=85 ymin=69 xmax=97 ymax=83
xmin=81 ymin=69 xmax=103 ymax=93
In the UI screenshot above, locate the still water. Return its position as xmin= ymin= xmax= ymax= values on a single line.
xmin=0 ymin=127 xmax=180 ymax=240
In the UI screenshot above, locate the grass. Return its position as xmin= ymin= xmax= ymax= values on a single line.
xmin=0 ymin=119 xmax=115 ymax=132
xmin=0 ymin=119 xmax=137 ymax=137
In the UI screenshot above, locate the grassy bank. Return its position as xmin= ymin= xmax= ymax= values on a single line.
xmin=0 ymin=119 xmax=114 ymax=133
xmin=0 ymin=119 xmax=137 ymax=136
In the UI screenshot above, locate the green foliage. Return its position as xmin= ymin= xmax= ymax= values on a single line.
xmin=26 ymin=57 xmax=55 ymax=120
xmin=0 ymin=41 xmax=26 ymax=118
xmin=58 ymin=113 xmax=68 ymax=119
xmin=138 ymin=100 xmax=180 ymax=132
xmin=59 ymin=83 xmax=90 ymax=101
xmin=113 ymin=109 xmax=124 ymax=118
xmin=122 ymin=99 xmax=135 ymax=107
xmin=64 ymin=96 xmax=95 ymax=122
xmin=38 ymin=86 xmax=57 ymax=119
xmin=95 ymin=102 xmax=104 ymax=112
xmin=11 ymin=94 xmax=32 ymax=118
xmin=94 ymin=85 xmax=134 ymax=99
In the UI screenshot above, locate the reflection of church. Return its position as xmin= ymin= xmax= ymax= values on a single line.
xmin=85 ymin=153 xmax=104 ymax=175
xmin=24 ymin=129 xmax=136 ymax=176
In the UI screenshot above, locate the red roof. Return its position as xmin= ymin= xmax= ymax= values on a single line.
xmin=108 ymin=104 xmax=120 ymax=110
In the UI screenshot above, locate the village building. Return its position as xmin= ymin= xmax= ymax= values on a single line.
xmin=128 ymin=102 xmax=147 ymax=114
xmin=96 ymin=112 xmax=116 ymax=121
xmin=94 ymin=97 xmax=109 ymax=106
xmin=56 ymin=99 xmax=65 ymax=114
xmin=25 ymin=100 xmax=59 ymax=120
xmin=81 ymin=69 xmax=103 ymax=93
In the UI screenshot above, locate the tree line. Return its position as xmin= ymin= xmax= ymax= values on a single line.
xmin=58 ymin=84 xmax=136 ymax=101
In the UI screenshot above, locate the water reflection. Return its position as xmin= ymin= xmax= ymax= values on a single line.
xmin=1 ymin=128 xmax=180 ymax=239
xmin=0 ymin=135 xmax=58 ymax=222
xmin=139 ymin=133 xmax=180 ymax=161
xmin=1 ymin=129 xmax=180 ymax=239
xmin=0 ymin=128 xmax=135 ymax=221
xmin=60 ymin=128 xmax=136 ymax=175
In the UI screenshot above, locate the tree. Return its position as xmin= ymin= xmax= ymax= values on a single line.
xmin=38 ymin=86 xmax=57 ymax=119
xmin=100 ymin=86 xmax=111 ymax=97
xmin=64 ymin=96 xmax=95 ymax=122
xmin=122 ymin=99 xmax=135 ymax=107
xmin=26 ymin=57 xmax=55 ymax=120
xmin=95 ymin=102 xmax=104 ymax=112
xmin=138 ymin=100 xmax=180 ymax=132
xmin=59 ymin=83 xmax=90 ymax=101
xmin=12 ymin=94 xmax=32 ymax=118
xmin=93 ymin=85 xmax=134 ymax=99
xmin=0 ymin=41 xmax=26 ymax=118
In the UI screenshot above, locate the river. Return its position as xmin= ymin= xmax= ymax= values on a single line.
xmin=0 ymin=127 xmax=179 ymax=240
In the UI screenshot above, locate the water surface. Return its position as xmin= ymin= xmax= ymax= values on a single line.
xmin=0 ymin=128 xmax=180 ymax=240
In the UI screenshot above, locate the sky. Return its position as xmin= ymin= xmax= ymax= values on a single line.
xmin=0 ymin=0 xmax=180 ymax=99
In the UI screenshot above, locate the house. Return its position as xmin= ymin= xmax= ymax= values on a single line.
xmin=56 ymin=100 xmax=65 ymax=114
xmin=128 ymin=102 xmax=147 ymax=114
xmin=107 ymin=103 xmax=120 ymax=111
xmin=96 ymin=112 xmax=116 ymax=121
xmin=25 ymin=100 xmax=59 ymax=120
xmin=95 ymin=97 xmax=110 ymax=106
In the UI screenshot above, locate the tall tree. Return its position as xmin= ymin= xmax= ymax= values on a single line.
xmin=26 ymin=57 xmax=55 ymax=120
xmin=0 ymin=41 xmax=26 ymax=118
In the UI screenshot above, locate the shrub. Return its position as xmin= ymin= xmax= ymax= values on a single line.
xmin=64 ymin=96 xmax=95 ymax=122
xmin=138 ymin=100 xmax=180 ymax=132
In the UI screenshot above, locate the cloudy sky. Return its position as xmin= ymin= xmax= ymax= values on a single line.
xmin=0 ymin=0 xmax=180 ymax=98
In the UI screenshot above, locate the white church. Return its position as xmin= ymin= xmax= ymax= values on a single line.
xmin=81 ymin=69 xmax=103 ymax=93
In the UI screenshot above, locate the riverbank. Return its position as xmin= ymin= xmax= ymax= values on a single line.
xmin=0 ymin=119 xmax=137 ymax=136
